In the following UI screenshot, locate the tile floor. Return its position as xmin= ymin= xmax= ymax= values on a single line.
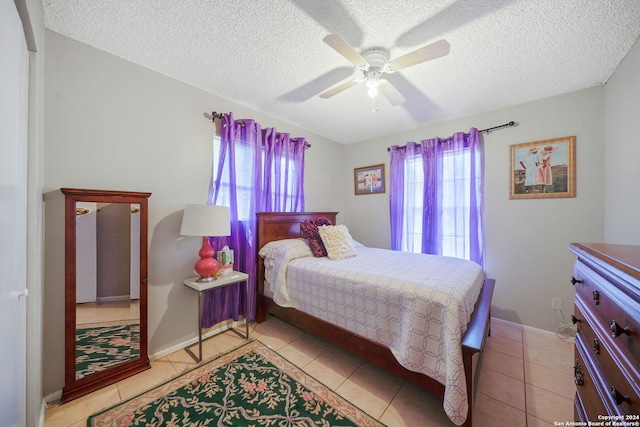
xmin=44 ymin=316 xmax=575 ymax=427
xmin=76 ymin=300 xmax=139 ymax=326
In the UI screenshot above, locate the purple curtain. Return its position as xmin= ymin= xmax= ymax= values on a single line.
xmin=420 ymin=137 xmax=441 ymax=256
xmin=201 ymin=112 xmax=307 ymax=327
xmin=388 ymin=145 xmax=406 ymax=251
xmin=389 ymin=128 xmax=484 ymax=267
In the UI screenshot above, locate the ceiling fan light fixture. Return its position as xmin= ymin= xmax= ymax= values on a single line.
xmin=365 ymin=80 xmax=379 ymax=98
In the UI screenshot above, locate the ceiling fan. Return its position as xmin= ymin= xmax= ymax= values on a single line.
xmin=319 ymin=34 xmax=450 ymax=107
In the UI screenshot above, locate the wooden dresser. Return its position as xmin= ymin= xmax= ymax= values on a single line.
xmin=569 ymin=243 xmax=640 ymax=423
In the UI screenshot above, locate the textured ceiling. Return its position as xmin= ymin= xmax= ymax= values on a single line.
xmin=43 ymin=0 xmax=640 ymax=144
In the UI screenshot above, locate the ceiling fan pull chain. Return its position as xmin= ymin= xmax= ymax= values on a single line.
xmin=371 ymin=95 xmax=378 ymax=114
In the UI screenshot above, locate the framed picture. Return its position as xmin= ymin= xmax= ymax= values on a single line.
xmin=510 ymin=136 xmax=576 ymax=199
xmin=354 ymin=164 xmax=385 ymax=195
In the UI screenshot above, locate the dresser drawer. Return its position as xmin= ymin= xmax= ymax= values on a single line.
xmin=575 ymin=300 xmax=640 ymax=415
xmin=574 ymin=392 xmax=587 ymax=423
xmin=573 ymin=260 xmax=640 ymax=366
xmin=574 ymin=337 xmax=610 ymax=421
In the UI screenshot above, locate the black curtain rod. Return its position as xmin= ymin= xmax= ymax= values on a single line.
xmin=205 ymin=111 xmax=311 ymax=148
xmin=386 ymin=121 xmax=515 ymax=151
xmin=480 ymin=121 xmax=515 ymax=134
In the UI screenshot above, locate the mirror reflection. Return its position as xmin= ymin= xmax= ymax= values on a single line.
xmin=74 ymin=202 xmax=141 ymax=379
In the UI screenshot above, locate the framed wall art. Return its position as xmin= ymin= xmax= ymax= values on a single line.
xmin=510 ymin=136 xmax=576 ymax=199
xmin=354 ymin=164 xmax=385 ymax=195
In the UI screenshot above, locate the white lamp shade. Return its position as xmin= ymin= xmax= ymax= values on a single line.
xmin=180 ymin=204 xmax=231 ymax=237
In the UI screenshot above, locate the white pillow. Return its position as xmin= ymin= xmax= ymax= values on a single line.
xmin=317 ymin=225 xmax=358 ymax=260
xmin=258 ymin=239 xmax=313 ymax=291
xmin=258 ymin=238 xmax=312 ymax=263
xmin=351 ymin=239 xmax=365 ymax=248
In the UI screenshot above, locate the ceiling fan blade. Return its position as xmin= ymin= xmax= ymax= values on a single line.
xmin=319 ymin=79 xmax=361 ymax=99
xmin=323 ymin=34 xmax=368 ymax=68
xmin=387 ymin=39 xmax=450 ymax=71
xmin=378 ymin=80 xmax=406 ymax=106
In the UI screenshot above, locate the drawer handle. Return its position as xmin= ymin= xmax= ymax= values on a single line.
xmin=610 ymin=320 xmax=631 ymax=338
xmin=570 ymin=276 xmax=583 ymax=286
xmin=574 ymin=362 xmax=584 ymax=386
xmin=611 ymin=386 xmax=631 ymax=406
xmin=571 ymin=315 xmax=581 ymax=324
xmin=592 ymin=338 xmax=600 ymax=354
xmin=592 ymin=290 xmax=600 ymax=305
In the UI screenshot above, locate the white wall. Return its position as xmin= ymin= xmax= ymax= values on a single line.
xmin=43 ymin=30 xmax=344 ymax=395
xmin=605 ymin=38 xmax=640 ymax=244
xmin=342 ymin=86 xmax=606 ymax=332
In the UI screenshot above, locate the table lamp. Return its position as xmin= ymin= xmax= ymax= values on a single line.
xmin=180 ymin=204 xmax=231 ymax=282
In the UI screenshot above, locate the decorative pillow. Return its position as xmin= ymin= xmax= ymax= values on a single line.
xmin=317 ymin=224 xmax=358 ymax=260
xmin=300 ymin=216 xmax=333 ymax=257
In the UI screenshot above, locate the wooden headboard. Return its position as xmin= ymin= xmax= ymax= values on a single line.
xmin=255 ymin=212 xmax=338 ymax=318
xmin=256 ymin=212 xmax=338 ymax=249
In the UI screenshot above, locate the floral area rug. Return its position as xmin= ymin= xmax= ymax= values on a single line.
xmin=87 ymin=340 xmax=385 ymax=427
xmin=76 ymin=322 xmax=140 ymax=380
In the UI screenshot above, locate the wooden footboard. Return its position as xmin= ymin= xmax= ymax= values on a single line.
xmin=255 ymin=212 xmax=494 ymax=427
xmin=461 ymin=278 xmax=495 ymax=426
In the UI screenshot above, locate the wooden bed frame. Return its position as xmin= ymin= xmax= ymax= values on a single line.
xmin=255 ymin=212 xmax=494 ymax=427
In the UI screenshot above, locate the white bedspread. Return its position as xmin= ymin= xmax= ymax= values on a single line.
xmin=259 ymin=241 xmax=484 ymax=425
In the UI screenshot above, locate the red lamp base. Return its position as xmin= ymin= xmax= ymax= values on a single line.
xmin=194 ymin=237 xmax=219 ymax=282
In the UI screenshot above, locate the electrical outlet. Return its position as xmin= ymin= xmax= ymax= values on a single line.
xmin=552 ymin=298 xmax=563 ymax=311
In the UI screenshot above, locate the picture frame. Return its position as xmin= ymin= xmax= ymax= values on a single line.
xmin=510 ymin=136 xmax=576 ymax=199
xmin=354 ymin=164 xmax=385 ymax=195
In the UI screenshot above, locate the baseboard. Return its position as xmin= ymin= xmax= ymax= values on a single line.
xmin=39 ymin=399 xmax=47 ymax=427
xmin=149 ymin=319 xmax=244 ymax=361
xmin=43 ymin=389 xmax=62 ymax=404
xmin=95 ymin=295 xmax=131 ymax=303
xmin=41 ymin=390 xmax=61 ymax=425
xmin=490 ymin=316 xmax=575 ymax=343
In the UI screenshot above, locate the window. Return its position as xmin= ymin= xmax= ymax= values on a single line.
xmin=391 ymin=129 xmax=484 ymax=265
xmin=402 ymin=148 xmax=473 ymax=260
xmin=440 ymin=148 xmax=472 ymax=259
xmin=402 ymin=155 xmax=424 ymax=253
xmin=212 ymin=135 xmax=254 ymax=220
xmin=212 ymin=135 xmax=302 ymax=219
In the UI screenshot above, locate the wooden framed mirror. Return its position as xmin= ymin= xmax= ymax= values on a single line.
xmin=60 ymin=188 xmax=151 ymax=403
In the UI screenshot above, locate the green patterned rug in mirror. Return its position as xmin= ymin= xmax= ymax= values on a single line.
xmin=76 ymin=322 xmax=140 ymax=380
xmin=87 ymin=340 xmax=384 ymax=427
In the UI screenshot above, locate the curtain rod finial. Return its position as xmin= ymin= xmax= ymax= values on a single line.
xmin=204 ymin=111 xmax=225 ymax=122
